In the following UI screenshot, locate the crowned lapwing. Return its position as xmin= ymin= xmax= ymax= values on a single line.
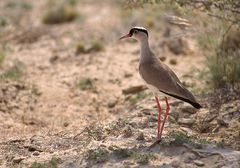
xmin=120 ymin=27 xmax=202 ymax=146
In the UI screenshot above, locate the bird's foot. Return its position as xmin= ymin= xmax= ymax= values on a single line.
xmin=148 ymin=138 xmax=162 ymax=149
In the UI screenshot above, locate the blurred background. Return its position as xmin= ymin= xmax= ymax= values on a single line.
xmin=0 ymin=0 xmax=239 ymax=167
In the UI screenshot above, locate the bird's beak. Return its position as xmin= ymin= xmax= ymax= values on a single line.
xmin=119 ymin=33 xmax=131 ymax=40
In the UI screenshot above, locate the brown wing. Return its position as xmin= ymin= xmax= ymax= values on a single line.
xmin=139 ymin=59 xmax=201 ymax=108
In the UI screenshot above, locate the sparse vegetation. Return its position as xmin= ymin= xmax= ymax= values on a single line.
xmin=65 ymin=0 xmax=79 ymax=6
xmin=0 ymin=62 xmax=24 ymax=80
xmin=111 ymin=147 xmax=155 ymax=165
xmin=169 ymin=131 xmax=210 ymax=148
xmin=76 ymin=42 xmax=86 ymax=54
xmin=105 ymin=118 xmax=129 ymax=136
xmin=0 ymin=17 xmax=7 ymax=27
xmin=75 ymin=78 xmax=96 ymax=91
xmin=128 ymin=92 xmax=148 ymax=105
xmin=43 ymin=3 xmax=78 ymax=24
xmin=197 ymin=26 xmax=240 ymax=89
xmin=131 ymin=152 xmax=155 ymax=165
xmin=88 ymin=40 xmax=105 ymax=52
xmin=87 ymin=147 xmax=109 ymax=163
xmin=208 ymin=49 xmax=240 ymax=89
xmin=30 ymin=157 xmax=61 ymax=168
xmin=0 ymin=51 xmax=6 ymax=66
xmin=82 ymin=125 xmax=105 ymax=141
xmin=197 ymin=34 xmax=218 ymax=52
xmin=112 ymin=148 xmax=132 ymax=159
xmin=0 ymin=1 xmax=240 ymax=167
xmin=5 ymin=1 xmax=32 ymax=10
xmin=31 ymin=84 xmax=42 ymax=96
xmin=76 ymin=40 xmax=105 ymax=55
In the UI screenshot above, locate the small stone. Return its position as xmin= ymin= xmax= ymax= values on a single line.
xmin=159 ymin=56 xmax=166 ymax=61
xmin=122 ymin=126 xmax=132 ymax=138
xmin=107 ymin=100 xmax=117 ymax=108
xmin=12 ymin=156 xmax=26 ymax=164
xmin=63 ymin=122 xmax=69 ymax=127
xmin=148 ymin=116 xmax=158 ymax=122
xmin=139 ymin=118 xmax=149 ymax=128
xmin=180 ymin=127 xmax=194 ymax=135
xmin=178 ymin=118 xmax=195 ymax=126
xmin=141 ymin=109 xmax=151 ymax=115
xmin=49 ymin=55 xmax=59 ymax=63
xmin=124 ymin=73 xmax=133 ymax=78
xmin=24 ymin=144 xmax=43 ymax=152
xmin=184 ymin=152 xmax=197 ymax=163
xmin=217 ymin=118 xmax=229 ymax=127
xmin=170 ymin=111 xmax=179 ymax=121
xmin=194 ymin=160 xmax=205 ymax=167
xmin=181 ymin=106 xmax=197 ymax=114
xmin=169 ymin=101 xmax=182 ymax=106
xmin=136 ymin=132 xmax=145 ymax=140
xmin=171 ymin=160 xmax=182 ymax=168
xmin=169 ymin=59 xmax=177 ymax=65
xmin=122 ymin=85 xmax=147 ymax=95
xmin=32 ymin=151 xmax=40 ymax=156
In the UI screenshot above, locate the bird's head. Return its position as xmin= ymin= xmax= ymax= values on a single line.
xmin=119 ymin=27 xmax=148 ymax=41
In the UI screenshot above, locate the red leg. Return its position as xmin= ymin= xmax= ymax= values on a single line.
xmin=159 ymin=96 xmax=170 ymax=138
xmin=154 ymin=96 xmax=162 ymax=139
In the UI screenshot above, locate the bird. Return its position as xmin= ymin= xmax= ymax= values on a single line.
xmin=120 ymin=27 xmax=202 ymax=146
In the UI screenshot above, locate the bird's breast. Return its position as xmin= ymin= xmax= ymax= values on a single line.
xmin=139 ymin=68 xmax=160 ymax=94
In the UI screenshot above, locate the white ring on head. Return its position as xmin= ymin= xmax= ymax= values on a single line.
xmin=132 ymin=26 xmax=147 ymax=31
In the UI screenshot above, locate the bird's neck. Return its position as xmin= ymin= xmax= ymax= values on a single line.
xmin=140 ymin=38 xmax=152 ymax=63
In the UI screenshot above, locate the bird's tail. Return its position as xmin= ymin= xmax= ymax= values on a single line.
xmin=160 ymin=90 xmax=202 ymax=109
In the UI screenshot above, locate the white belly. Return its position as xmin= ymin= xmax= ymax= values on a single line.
xmin=145 ymin=83 xmax=160 ymax=94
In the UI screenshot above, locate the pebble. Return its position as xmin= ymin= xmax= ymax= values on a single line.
xmin=124 ymin=73 xmax=133 ymax=78
xmin=136 ymin=132 xmax=145 ymax=140
xmin=181 ymin=106 xmax=197 ymax=114
xmin=148 ymin=116 xmax=158 ymax=122
xmin=169 ymin=101 xmax=182 ymax=107
xmin=171 ymin=160 xmax=183 ymax=168
xmin=32 ymin=151 xmax=40 ymax=156
xmin=169 ymin=59 xmax=177 ymax=65
xmin=217 ymin=118 xmax=229 ymax=127
xmin=159 ymin=56 xmax=166 ymax=62
xmin=12 ymin=156 xmax=26 ymax=164
xmin=122 ymin=126 xmax=132 ymax=138
xmin=139 ymin=118 xmax=149 ymax=128
xmin=107 ymin=100 xmax=117 ymax=108
xmin=178 ymin=118 xmax=195 ymax=126
xmin=49 ymin=55 xmax=59 ymax=63
xmin=194 ymin=160 xmax=205 ymax=167
xmin=141 ymin=109 xmax=151 ymax=115
xmin=122 ymin=85 xmax=146 ymax=95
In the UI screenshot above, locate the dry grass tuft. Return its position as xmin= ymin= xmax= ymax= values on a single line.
xmin=43 ymin=4 xmax=78 ymax=24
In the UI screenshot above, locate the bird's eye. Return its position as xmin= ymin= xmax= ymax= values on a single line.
xmin=134 ymin=30 xmax=138 ymax=34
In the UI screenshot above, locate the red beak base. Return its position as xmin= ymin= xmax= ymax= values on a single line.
xmin=119 ymin=33 xmax=131 ymax=40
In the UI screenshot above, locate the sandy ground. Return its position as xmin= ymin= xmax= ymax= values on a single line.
xmin=0 ymin=0 xmax=239 ymax=167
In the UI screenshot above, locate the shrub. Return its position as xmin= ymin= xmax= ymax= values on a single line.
xmin=75 ymin=78 xmax=95 ymax=91
xmin=0 ymin=51 xmax=5 ymax=66
xmin=0 ymin=62 xmax=24 ymax=80
xmin=208 ymin=49 xmax=240 ymax=89
xmin=43 ymin=4 xmax=78 ymax=24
